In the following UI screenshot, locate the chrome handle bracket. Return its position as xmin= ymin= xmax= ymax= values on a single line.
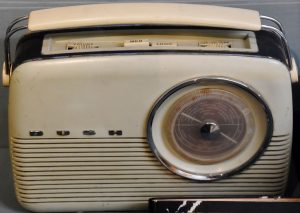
xmin=4 ymin=16 xmax=28 ymax=76
xmin=260 ymin=15 xmax=292 ymax=70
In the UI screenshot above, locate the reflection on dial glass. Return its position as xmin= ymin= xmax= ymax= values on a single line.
xmin=165 ymin=87 xmax=255 ymax=164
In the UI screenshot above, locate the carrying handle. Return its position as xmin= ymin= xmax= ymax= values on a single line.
xmin=28 ymin=3 xmax=262 ymax=32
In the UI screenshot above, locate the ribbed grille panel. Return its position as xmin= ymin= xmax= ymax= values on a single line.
xmin=11 ymin=136 xmax=291 ymax=212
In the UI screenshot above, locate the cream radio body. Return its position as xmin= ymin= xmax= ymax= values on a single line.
xmin=3 ymin=3 xmax=297 ymax=213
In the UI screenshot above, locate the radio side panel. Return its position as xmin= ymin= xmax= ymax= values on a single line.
xmin=9 ymin=54 xmax=292 ymax=139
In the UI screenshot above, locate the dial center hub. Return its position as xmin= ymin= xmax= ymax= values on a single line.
xmin=200 ymin=122 xmax=220 ymax=140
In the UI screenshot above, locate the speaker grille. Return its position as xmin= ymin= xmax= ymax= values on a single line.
xmin=11 ymin=136 xmax=291 ymax=212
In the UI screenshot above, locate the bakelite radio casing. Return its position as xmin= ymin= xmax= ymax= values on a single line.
xmin=3 ymin=3 xmax=298 ymax=212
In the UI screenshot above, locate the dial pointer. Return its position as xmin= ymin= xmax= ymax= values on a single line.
xmin=220 ymin=132 xmax=238 ymax=144
xmin=181 ymin=112 xmax=203 ymax=124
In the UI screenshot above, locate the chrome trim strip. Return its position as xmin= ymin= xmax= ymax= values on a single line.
xmin=260 ymin=15 xmax=285 ymax=35
xmin=6 ymin=16 xmax=28 ymax=35
xmin=261 ymin=25 xmax=292 ymax=70
xmin=147 ymin=77 xmax=274 ymax=181
xmin=4 ymin=16 xmax=28 ymax=75
xmin=260 ymin=15 xmax=292 ymax=70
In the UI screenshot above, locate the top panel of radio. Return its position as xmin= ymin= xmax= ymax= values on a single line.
xmin=2 ymin=3 xmax=295 ymax=81
xmin=5 ymin=22 xmax=293 ymax=76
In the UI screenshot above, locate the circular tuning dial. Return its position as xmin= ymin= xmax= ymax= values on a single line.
xmin=166 ymin=88 xmax=253 ymax=164
xmin=148 ymin=78 xmax=272 ymax=180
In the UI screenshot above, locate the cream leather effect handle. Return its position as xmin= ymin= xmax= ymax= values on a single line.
xmin=28 ymin=3 xmax=261 ymax=32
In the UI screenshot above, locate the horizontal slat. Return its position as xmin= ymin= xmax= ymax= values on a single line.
xmin=248 ymin=163 xmax=289 ymax=169
xmin=19 ymin=193 xmax=282 ymax=203
xmin=12 ymin=138 xmax=147 ymax=143
xmin=14 ymin=174 xmax=183 ymax=183
xmin=13 ymin=164 xmax=288 ymax=177
xmin=13 ymin=170 xmax=288 ymax=180
xmin=19 ymin=189 xmax=286 ymax=198
xmin=12 ymin=160 xmax=160 ymax=167
xmin=256 ymin=158 xmax=289 ymax=164
xmin=14 ymin=152 xmax=154 ymax=158
xmin=13 ymin=153 xmax=289 ymax=161
xmin=14 ymin=173 xmax=287 ymax=182
xmin=13 ymin=147 xmax=152 ymax=153
xmin=13 ymin=152 xmax=289 ymax=163
xmin=269 ymin=139 xmax=290 ymax=146
xmin=18 ymin=197 xmax=155 ymax=203
xmin=264 ymin=150 xmax=290 ymax=156
xmin=12 ymin=156 xmax=156 ymax=163
xmin=18 ymin=189 xmax=284 ymax=199
xmin=13 ymin=165 xmax=166 ymax=172
xmin=13 ymin=159 xmax=288 ymax=172
xmin=13 ymin=159 xmax=289 ymax=169
xmin=265 ymin=143 xmax=290 ymax=151
xmin=270 ymin=135 xmax=290 ymax=141
xmin=15 ymin=176 xmax=286 ymax=186
xmin=13 ymin=161 xmax=287 ymax=169
xmin=18 ymin=193 xmax=283 ymax=203
xmin=14 ymin=149 xmax=289 ymax=159
xmin=13 ymin=155 xmax=290 ymax=166
xmin=13 ymin=152 xmax=290 ymax=163
xmin=17 ymin=182 xmax=285 ymax=190
xmin=14 ymin=172 xmax=176 ymax=181
xmin=233 ymin=173 xmax=287 ymax=178
xmin=12 ymin=142 xmax=148 ymax=149
xmin=240 ymin=169 xmax=287 ymax=174
xmin=12 ymin=138 xmax=288 ymax=145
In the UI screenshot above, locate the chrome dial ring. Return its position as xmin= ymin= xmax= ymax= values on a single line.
xmin=147 ymin=77 xmax=273 ymax=181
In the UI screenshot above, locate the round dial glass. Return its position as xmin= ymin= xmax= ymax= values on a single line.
xmin=164 ymin=86 xmax=256 ymax=163
xmin=148 ymin=78 xmax=272 ymax=180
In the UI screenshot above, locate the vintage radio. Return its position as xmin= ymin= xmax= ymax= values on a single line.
xmin=2 ymin=3 xmax=298 ymax=212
